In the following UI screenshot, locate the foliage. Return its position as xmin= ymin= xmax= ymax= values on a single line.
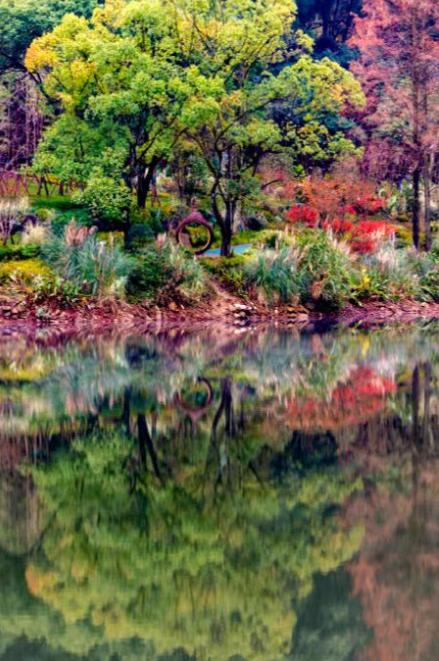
xmin=244 ymin=230 xmax=353 ymax=307
xmin=349 ymin=221 xmax=397 ymax=255
xmin=74 ymin=169 xmax=132 ymax=226
xmin=0 ymin=243 xmax=40 ymax=262
xmin=286 ymin=204 xmax=319 ymax=228
xmin=350 ymin=0 xmax=439 ymax=249
xmin=0 ymin=258 xmax=52 ymax=285
xmin=0 ymin=0 xmax=99 ymax=71
xmin=202 ymin=256 xmax=247 ymax=296
xmin=283 ymin=161 xmax=387 ymax=223
xmin=352 ymin=247 xmax=420 ymax=301
xmin=26 ymin=0 xmax=364 ymax=254
xmin=127 ymin=240 xmax=208 ymax=302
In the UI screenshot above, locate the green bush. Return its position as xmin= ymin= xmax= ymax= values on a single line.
xmin=430 ymin=240 xmax=439 ymax=263
xmin=127 ymin=241 xmax=208 ymax=302
xmin=32 ymin=276 xmax=82 ymax=306
xmin=127 ymin=243 xmax=170 ymax=300
xmin=74 ymin=171 xmax=131 ymax=224
xmin=0 ymin=243 xmax=40 ymax=262
xmin=50 ymin=208 xmax=93 ymax=237
xmin=42 ymin=232 xmax=134 ymax=298
xmin=126 ymin=223 xmax=156 ymax=251
xmin=202 ymin=255 xmax=247 ymax=295
xmin=243 ymin=231 xmax=353 ymax=307
xmin=419 ymin=268 xmax=439 ymax=301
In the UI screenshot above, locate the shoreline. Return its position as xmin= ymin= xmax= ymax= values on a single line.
xmin=0 ymin=293 xmax=438 ymax=342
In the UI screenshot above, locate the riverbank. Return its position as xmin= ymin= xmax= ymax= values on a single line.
xmin=1 ymin=290 xmax=438 ymax=341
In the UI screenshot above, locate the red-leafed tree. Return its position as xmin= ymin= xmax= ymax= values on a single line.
xmin=350 ymin=0 xmax=439 ymax=250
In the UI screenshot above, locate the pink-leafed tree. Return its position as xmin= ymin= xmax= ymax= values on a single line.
xmin=350 ymin=0 xmax=439 ymax=249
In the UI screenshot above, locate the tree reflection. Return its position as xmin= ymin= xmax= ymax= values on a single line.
xmin=0 ymin=325 xmax=436 ymax=659
xmin=21 ymin=407 xmax=363 ymax=659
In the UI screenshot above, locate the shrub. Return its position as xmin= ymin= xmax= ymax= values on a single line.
xmin=322 ymin=217 xmax=354 ymax=235
xmin=419 ymin=268 xmax=439 ymax=301
xmin=350 ymin=221 xmax=396 ymax=255
xmin=32 ymin=276 xmax=82 ymax=306
xmin=408 ymin=248 xmax=439 ymax=301
xmin=286 ymin=204 xmax=319 ymax=228
xmin=202 ymin=255 xmax=247 ymax=295
xmin=42 ymin=222 xmax=133 ymax=298
xmin=74 ymin=171 xmax=132 ymax=225
xmin=126 ymin=223 xmax=156 ymax=251
xmin=430 ymin=240 xmax=439 ymax=263
xmin=245 ymin=247 xmax=302 ymax=303
xmin=0 ymin=243 xmax=40 ymax=262
xmin=244 ymin=231 xmax=353 ymax=308
xmin=50 ymin=208 xmax=93 ymax=237
xmin=127 ymin=240 xmax=208 ymax=302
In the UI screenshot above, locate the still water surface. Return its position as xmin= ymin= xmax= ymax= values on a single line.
xmin=0 ymin=323 xmax=438 ymax=660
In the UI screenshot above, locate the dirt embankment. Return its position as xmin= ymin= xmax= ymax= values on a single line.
xmin=0 ymin=289 xmax=438 ymax=341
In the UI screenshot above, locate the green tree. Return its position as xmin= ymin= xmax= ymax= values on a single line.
xmin=26 ymin=0 xmax=364 ymax=253
xmin=26 ymin=1 xmax=198 ymax=209
xmin=0 ymin=0 xmax=99 ymax=74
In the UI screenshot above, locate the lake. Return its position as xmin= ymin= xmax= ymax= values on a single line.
xmin=0 ymin=322 xmax=437 ymax=660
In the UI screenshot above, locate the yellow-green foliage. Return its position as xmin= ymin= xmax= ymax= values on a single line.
xmin=0 ymin=259 xmax=52 ymax=285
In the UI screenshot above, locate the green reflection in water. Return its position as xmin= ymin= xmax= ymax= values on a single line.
xmin=0 ymin=322 xmax=437 ymax=660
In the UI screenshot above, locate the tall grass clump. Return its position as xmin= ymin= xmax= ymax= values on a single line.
xmin=245 ymin=231 xmax=353 ymax=308
xmin=353 ymin=243 xmax=419 ymax=300
xmin=296 ymin=230 xmax=353 ymax=308
xmin=41 ymin=221 xmax=133 ymax=298
xmin=245 ymin=247 xmax=302 ymax=303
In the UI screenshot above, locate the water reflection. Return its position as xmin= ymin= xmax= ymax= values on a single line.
xmin=0 ymin=323 xmax=437 ymax=660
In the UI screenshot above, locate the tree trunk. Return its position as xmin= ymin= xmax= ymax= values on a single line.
xmin=221 ymin=223 xmax=233 ymax=257
xmin=211 ymin=188 xmax=234 ymax=257
xmin=136 ymin=172 xmax=150 ymax=209
xmin=423 ymin=160 xmax=432 ymax=251
xmin=136 ymin=159 xmax=159 ymax=209
xmin=412 ymin=168 xmax=421 ymax=249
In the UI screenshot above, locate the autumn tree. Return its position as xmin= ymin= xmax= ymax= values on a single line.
xmin=350 ymin=0 xmax=439 ymax=249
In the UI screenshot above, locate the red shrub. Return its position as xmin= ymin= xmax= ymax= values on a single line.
xmin=350 ymin=220 xmax=396 ymax=254
xmin=355 ymin=196 xmax=385 ymax=215
xmin=353 ymin=220 xmax=396 ymax=237
xmin=286 ymin=204 xmax=319 ymax=228
xmin=339 ymin=204 xmax=358 ymax=217
xmin=323 ymin=217 xmax=355 ymax=235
